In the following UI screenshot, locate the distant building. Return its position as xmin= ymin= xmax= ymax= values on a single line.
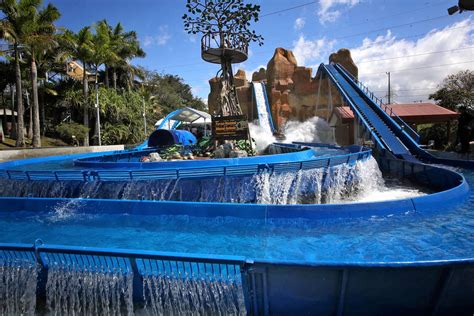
xmin=329 ymin=103 xmax=459 ymax=145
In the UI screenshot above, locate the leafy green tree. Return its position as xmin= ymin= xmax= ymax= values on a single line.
xmin=430 ymin=70 xmax=474 ymax=152
xmin=0 ymin=0 xmax=35 ymax=146
xmin=182 ymin=0 xmax=264 ymax=46
xmin=59 ymin=26 xmax=94 ymax=145
xmin=101 ymin=20 xmax=145 ymax=90
xmin=22 ymin=1 xmax=60 ymax=147
xmin=0 ymin=61 xmax=15 ymax=130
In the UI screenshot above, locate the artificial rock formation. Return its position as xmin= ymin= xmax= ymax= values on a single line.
xmin=207 ymin=47 xmax=358 ymax=132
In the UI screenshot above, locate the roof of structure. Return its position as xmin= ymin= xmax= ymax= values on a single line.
xmin=333 ymin=103 xmax=459 ymax=124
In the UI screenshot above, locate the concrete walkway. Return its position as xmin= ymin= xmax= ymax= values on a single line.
xmin=0 ymin=145 xmax=124 ymax=163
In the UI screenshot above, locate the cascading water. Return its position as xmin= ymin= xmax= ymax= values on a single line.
xmin=141 ymin=274 xmax=246 ymax=315
xmin=0 ymin=260 xmax=37 ymax=315
xmin=253 ymin=82 xmax=274 ymax=136
xmin=0 ymin=157 xmax=425 ymax=204
xmin=45 ymin=263 xmax=134 ymax=315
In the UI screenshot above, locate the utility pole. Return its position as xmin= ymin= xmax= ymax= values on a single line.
xmin=386 ymin=72 xmax=391 ymax=104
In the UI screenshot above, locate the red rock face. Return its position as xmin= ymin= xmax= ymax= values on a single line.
xmin=207 ymin=47 xmax=358 ymax=132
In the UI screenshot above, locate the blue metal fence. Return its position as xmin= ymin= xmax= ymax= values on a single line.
xmin=0 ymin=149 xmax=372 ymax=182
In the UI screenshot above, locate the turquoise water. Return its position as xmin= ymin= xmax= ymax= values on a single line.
xmin=0 ymin=168 xmax=472 ymax=264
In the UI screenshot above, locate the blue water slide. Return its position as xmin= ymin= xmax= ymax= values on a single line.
xmin=252 ymin=82 xmax=276 ymax=133
xmin=321 ymin=63 xmax=474 ymax=168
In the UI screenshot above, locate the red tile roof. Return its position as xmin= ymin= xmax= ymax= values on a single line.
xmin=334 ymin=103 xmax=458 ymax=124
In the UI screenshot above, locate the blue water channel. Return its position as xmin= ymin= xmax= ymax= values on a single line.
xmin=0 ymin=167 xmax=472 ymax=264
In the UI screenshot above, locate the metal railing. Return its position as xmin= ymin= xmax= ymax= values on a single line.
xmin=201 ymin=31 xmax=249 ymax=56
xmin=0 ymin=149 xmax=372 ymax=182
xmin=353 ymin=78 xmax=420 ymax=142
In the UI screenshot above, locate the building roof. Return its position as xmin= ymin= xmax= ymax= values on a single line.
xmin=333 ymin=103 xmax=459 ymax=124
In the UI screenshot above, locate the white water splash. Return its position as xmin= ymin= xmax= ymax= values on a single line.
xmin=46 ymin=264 xmax=133 ymax=315
xmin=0 ymin=261 xmax=37 ymax=315
xmin=249 ymin=116 xmax=335 ymax=153
xmin=47 ymin=199 xmax=84 ymax=222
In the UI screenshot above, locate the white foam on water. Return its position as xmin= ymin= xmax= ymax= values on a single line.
xmin=249 ymin=116 xmax=335 ymax=153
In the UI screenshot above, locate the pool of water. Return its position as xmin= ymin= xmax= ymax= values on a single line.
xmin=0 ymin=168 xmax=471 ymax=264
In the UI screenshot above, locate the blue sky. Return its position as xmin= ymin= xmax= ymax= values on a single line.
xmin=48 ymin=0 xmax=473 ymax=103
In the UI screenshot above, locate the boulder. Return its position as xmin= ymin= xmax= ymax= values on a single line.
xmin=252 ymin=68 xmax=266 ymax=82
xmin=266 ymin=48 xmax=297 ymax=82
xmin=329 ymin=48 xmax=358 ymax=78
xmin=229 ymin=149 xmax=248 ymax=158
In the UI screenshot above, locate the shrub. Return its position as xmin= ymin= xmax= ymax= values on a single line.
xmin=56 ymin=122 xmax=89 ymax=145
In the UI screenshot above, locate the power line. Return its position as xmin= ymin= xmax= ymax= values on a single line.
xmin=363 ymin=60 xmax=474 ymax=75
xmin=357 ymin=46 xmax=474 ymax=64
xmin=261 ymin=1 xmax=317 ymax=17
xmin=334 ymin=15 xmax=453 ymax=41
xmin=151 ymin=20 xmax=473 ymax=72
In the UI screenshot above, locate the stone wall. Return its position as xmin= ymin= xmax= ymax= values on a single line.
xmin=207 ymin=47 xmax=358 ymax=132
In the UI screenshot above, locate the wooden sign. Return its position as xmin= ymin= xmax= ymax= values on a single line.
xmin=212 ymin=115 xmax=249 ymax=140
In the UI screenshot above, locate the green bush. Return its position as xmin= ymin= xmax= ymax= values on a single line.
xmin=56 ymin=122 xmax=89 ymax=145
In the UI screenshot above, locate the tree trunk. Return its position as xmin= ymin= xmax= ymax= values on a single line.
xmin=14 ymin=44 xmax=25 ymax=147
xmin=93 ymin=70 xmax=100 ymax=145
xmin=113 ymin=68 xmax=117 ymax=90
xmin=10 ymin=84 xmax=16 ymax=139
xmin=2 ymin=93 xmax=7 ymax=131
xmin=31 ymin=56 xmax=41 ymax=147
xmin=28 ymin=105 xmax=33 ymax=140
xmin=82 ymin=60 xmax=89 ymax=146
xmin=40 ymin=78 xmax=46 ymax=136
xmin=104 ymin=65 xmax=109 ymax=88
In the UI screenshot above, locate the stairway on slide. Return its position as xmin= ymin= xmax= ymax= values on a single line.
xmin=324 ymin=64 xmax=418 ymax=162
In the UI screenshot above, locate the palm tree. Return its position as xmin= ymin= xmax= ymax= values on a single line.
xmin=22 ymin=2 xmax=60 ymax=147
xmin=60 ymin=27 xmax=94 ymax=146
xmin=109 ymin=22 xmax=145 ymax=90
xmin=0 ymin=0 xmax=34 ymax=147
xmin=90 ymin=21 xmax=116 ymax=145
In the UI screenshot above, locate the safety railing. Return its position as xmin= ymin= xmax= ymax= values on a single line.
xmin=0 ymin=149 xmax=372 ymax=182
xmin=349 ymin=71 xmax=420 ymax=143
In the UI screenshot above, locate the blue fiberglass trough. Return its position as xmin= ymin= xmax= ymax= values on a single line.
xmin=0 ymin=144 xmax=473 ymax=314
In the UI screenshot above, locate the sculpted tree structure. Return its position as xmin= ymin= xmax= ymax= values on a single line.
xmin=183 ymin=0 xmax=263 ymax=117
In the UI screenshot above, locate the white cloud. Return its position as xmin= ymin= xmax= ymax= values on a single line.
xmin=292 ymin=35 xmax=336 ymax=66
xmin=318 ymin=0 xmax=360 ymax=24
xmin=294 ymin=17 xmax=306 ymax=31
xmin=143 ymin=36 xmax=153 ymax=47
xmin=351 ymin=19 xmax=474 ymax=103
xmin=143 ymin=25 xmax=171 ymax=47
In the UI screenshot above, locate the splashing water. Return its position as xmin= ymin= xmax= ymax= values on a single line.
xmin=47 ymin=199 xmax=85 ymax=222
xmin=249 ymin=116 xmax=335 ymax=153
xmin=0 ymin=260 xmax=37 ymax=315
xmin=0 ymin=158 xmax=426 ymax=204
xmin=46 ymin=264 xmax=134 ymax=315
xmin=141 ymin=274 xmax=246 ymax=315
